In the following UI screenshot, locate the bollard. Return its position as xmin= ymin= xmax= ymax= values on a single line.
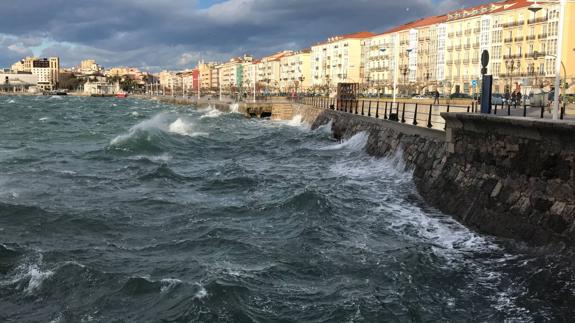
xmin=383 ymin=101 xmax=388 ymax=119
xmin=427 ymin=104 xmax=433 ymax=128
xmin=376 ymin=101 xmax=380 ymax=118
xmin=413 ymin=104 xmax=418 ymax=126
xmin=507 ymin=103 xmax=511 ymax=116
xmin=494 ymin=104 xmax=498 ymax=115
xmin=523 ymin=102 xmax=527 ymax=117
xmin=540 ymin=106 xmax=545 ymax=118
xmin=401 ymin=102 xmax=406 ymax=123
xmin=361 ymin=100 xmax=365 ymax=116
xmin=466 ymin=106 xmax=470 ymax=113
xmin=355 ymin=101 xmax=359 ymax=115
xmin=561 ymin=102 xmax=566 ymax=120
xmin=368 ymin=101 xmax=372 ymax=117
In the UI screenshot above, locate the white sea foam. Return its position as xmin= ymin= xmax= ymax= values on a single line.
xmin=111 ymin=113 xmax=169 ymax=145
xmin=4 ymin=262 xmax=55 ymax=294
xmin=168 ymin=118 xmax=193 ymax=136
xmin=194 ymin=283 xmax=207 ymax=299
xmin=49 ymin=95 xmax=62 ymax=100
xmin=131 ymin=153 xmax=173 ymax=163
xmin=319 ymin=131 xmax=368 ymax=151
xmin=160 ymin=278 xmax=182 ymax=293
xmin=200 ymin=108 xmax=223 ymax=119
xmin=229 ymin=103 xmax=240 ymax=114
xmin=8 ymin=99 xmax=16 ymax=104
xmin=315 ymin=120 xmax=333 ymax=134
xmin=287 ymin=114 xmax=303 ymax=126
xmin=39 ymin=117 xmax=49 ymax=122
xmin=131 ymin=111 xmax=140 ymax=117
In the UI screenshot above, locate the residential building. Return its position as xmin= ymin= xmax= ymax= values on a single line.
xmin=78 ymin=59 xmax=102 ymax=75
xmin=311 ymin=31 xmax=375 ymax=91
xmin=362 ymin=0 xmax=575 ymax=96
xmin=256 ymin=51 xmax=293 ymax=93
xmin=218 ymin=55 xmax=253 ymax=94
xmin=11 ymin=56 xmax=60 ymax=90
xmin=279 ymin=49 xmax=312 ymax=93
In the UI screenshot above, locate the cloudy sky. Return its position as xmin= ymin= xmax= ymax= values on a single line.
xmin=0 ymin=0 xmax=492 ymax=72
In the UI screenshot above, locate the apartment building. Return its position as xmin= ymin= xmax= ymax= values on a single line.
xmin=362 ymin=0 xmax=575 ymax=96
xmin=311 ymin=31 xmax=374 ymax=91
xmin=279 ymin=50 xmax=312 ymax=92
xmin=255 ymin=51 xmax=293 ymax=93
xmin=218 ymin=55 xmax=253 ymax=93
xmin=11 ymin=56 xmax=60 ymax=90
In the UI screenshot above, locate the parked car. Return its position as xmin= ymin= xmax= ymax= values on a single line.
xmin=492 ymin=93 xmax=504 ymax=104
xmin=449 ymin=93 xmax=473 ymax=99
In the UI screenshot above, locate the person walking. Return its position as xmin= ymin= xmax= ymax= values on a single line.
xmin=433 ymin=90 xmax=440 ymax=105
xmin=547 ymin=87 xmax=555 ymax=114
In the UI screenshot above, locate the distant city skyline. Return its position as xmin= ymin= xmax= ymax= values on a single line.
xmin=0 ymin=0 xmax=491 ymax=72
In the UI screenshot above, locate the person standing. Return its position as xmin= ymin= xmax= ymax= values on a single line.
xmin=547 ymin=87 xmax=555 ymax=114
xmin=433 ymin=90 xmax=440 ymax=105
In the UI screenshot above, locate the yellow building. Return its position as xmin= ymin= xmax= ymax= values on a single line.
xmin=363 ymin=0 xmax=575 ymax=96
xmin=198 ymin=61 xmax=219 ymax=91
xmin=311 ymin=31 xmax=374 ymax=91
xmin=11 ymin=56 xmax=60 ymax=90
xmin=256 ymin=51 xmax=292 ymax=94
xmin=279 ymin=49 xmax=312 ymax=93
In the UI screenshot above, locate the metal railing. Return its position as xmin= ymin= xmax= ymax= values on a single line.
xmin=291 ymin=97 xmax=570 ymax=131
xmin=294 ymin=97 xmax=474 ymax=130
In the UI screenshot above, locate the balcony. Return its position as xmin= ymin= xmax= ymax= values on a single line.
xmin=526 ymin=35 xmax=536 ymax=41
xmin=448 ymin=33 xmax=454 ymax=38
xmin=464 ymin=44 xmax=471 ymax=50
xmin=462 ymin=59 xmax=470 ymax=65
xmin=472 ymin=58 xmax=479 ymax=64
xmin=528 ymin=16 xmax=548 ymax=24
xmin=504 ymin=37 xmax=514 ymax=43
xmin=456 ymin=31 xmax=463 ymax=36
xmin=473 ymin=42 xmax=480 ymax=49
xmin=503 ymin=54 xmax=523 ymax=59
xmin=465 ymin=29 xmax=472 ymax=35
xmin=447 ymin=46 xmax=454 ymax=51
xmin=538 ymin=33 xmax=547 ymax=40
xmin=474 ymin=28 xmax=481 ymax=33
xmin=514 ymin=36 xmax=525 ymax=42
xmin=455 ymin=45 xmax=462 ymax=51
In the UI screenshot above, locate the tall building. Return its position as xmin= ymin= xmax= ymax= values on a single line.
xmin=218 ymin=55 xmax=253 ymax=93
xmin=363 ymin=0 xmax=575 ymax=96
xmin=279 ymin=49 xmax=312 ymax=93
xmin=78 ymin=59 xmax=102 ymax=75
xmin=311 ymin=31 xmax=375 ymax=90
xmin=11 ymin=56 xmax=60 ymax=90
xmin=256 ymin=51 xmax=293 ymax=93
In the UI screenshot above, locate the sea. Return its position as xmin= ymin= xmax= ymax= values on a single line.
xmin=0 ymin=95 xmax=574 ymax=322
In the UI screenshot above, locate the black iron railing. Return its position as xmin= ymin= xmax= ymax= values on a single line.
xmin=291 ymin=96 xmax=570 ymax=131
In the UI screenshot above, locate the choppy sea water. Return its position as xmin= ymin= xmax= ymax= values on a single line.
xmin=0 ymin=95 xmax=574 ymax=322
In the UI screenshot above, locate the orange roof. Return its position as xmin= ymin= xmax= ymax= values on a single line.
xmin=313 ymin=31 xmax=375 ymax=46
xmin=374 ymin=0 xmax=533 ymax=37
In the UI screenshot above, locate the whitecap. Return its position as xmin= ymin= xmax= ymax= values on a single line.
xmin=200 ymin=107 xmax=223 ymax=119
xmin=39 ymin=117 xmax=49 ymax=122
xmin=110 ymin=113 xmax=170 ymax=145
xmin=319 ymin=131 xmax=368 ymax=151
xmin=194 ymin=283 xmax=207 ymax=299
xmin=8 ymin=99 xmax=16 ymax=104
xmin=315 ymin=120 xmax=333 ymax=134
xmin=160 ymin=278 xmax=182 ymax=293
xmin=168 ymin=118 xmax=193 ymax=136
xmin=229 ymin=103 xmax=240 ymax=114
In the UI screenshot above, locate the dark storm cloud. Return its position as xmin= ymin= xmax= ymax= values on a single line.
xmin=0 ymin=0 xmax=492 ymax=70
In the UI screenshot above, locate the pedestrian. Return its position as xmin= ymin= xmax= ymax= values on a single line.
xmin=433 ymin=90 xmax=440 ymax=105
xmin=547 ymin=87 xmax=555 ymax=113
xmin=516 ymin=91 xmax=522 ymax=105
xmin=511 ymin=91 xmax=517 ymax=106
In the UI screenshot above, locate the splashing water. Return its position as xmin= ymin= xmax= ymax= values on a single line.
xmin=319 ymin=131 xmax=369 ymax=151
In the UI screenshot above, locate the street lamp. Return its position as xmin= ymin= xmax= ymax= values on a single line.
xmin=425 ymin=71 xmax=431 ymax=95
xmin=400 ymin=65 xmax=409 ymax=96
xmin=505 ymin=59 xmax=521 ymax=95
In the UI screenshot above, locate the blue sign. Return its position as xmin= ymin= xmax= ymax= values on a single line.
xmin=472 ymin=79 xmax=477 ymax=87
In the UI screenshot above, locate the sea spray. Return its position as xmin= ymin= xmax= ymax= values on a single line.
xmin=319 ymin=131 xmax=369 ymax=151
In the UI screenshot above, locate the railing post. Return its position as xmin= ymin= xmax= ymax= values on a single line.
xmin=361 ymin=100 xmax=365 ymax=116
xmin=383 ymin=101 xmax=388 ymax=119
xmin=494 ymin=104 xmax=498 ymax=115
xmin=368 ymin=101 xmax=372 ymax=117
xmin=413 ymin=103 xmax=418 ymax=126
xmin=375 ymin=101 xmax=380 ymax=118
xmin=523 ymin=102 xmax=527 ymax=117
xmin=466 ymin=106 xmax=470 ymax=113
xmin=540 ymin=105 xmax=545 ymax=118
xmin=446 ymin=105 xmax=450 ymax=113
xmin=427 ymin=104 xmax=433 ymax=128
xmin=561 ymin=102 xmax=566 ymax=120
xmin=354 ymin=100 xmax=359 ymax=114
xmin=507 ymin=102 xmax=511 ymax=116
xmin=401 ymin=102 xmax=406 ymax=123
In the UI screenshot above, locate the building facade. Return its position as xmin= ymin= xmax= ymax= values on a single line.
xmin=363 ymin=0 xmax=575 ymax=96
xmin=311 ymin=31 xmax=374 ymax=91
xmin=279 ymin=50 xmax=312 ymax=93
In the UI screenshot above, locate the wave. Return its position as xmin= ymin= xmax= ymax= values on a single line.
xmin=229 ymin=103 xmax=240 ymax=114
xmin=286 ymin=114 xmax=303 ymax=127
xmin=315 ymin=120 xmax=333 ymax=135
xmin=319 ymin=131 xmax=368 ymax=151
xmin=139 ymin=164 xmax=189 ymax=182
xmin=200 ymin=108 xmax=223 ymax=119
xmin=108 ymin=113 xmax=206 ymax=153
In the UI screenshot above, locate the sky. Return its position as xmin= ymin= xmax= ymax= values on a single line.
xmin=0 ymin=0 xmax=493 ymax=72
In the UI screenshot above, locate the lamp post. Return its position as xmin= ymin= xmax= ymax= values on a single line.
xmin=400 ymin=66 xmax=409 ymax=97
xmin=425 ymin=72 xmax=431 ymax=95
xmin=505 ymin=59 xmax=520 ymax=95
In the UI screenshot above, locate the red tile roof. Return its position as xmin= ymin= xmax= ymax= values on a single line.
xmin=373 ymin=0 xmax=534 ymax=37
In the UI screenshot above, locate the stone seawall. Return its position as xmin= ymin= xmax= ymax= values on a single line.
xmin=418 ymin=114 xmax=575 ymax=245
xmin=299 ymin=106 xmax=575 ymax=246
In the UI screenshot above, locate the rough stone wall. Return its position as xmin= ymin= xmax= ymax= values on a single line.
xmin=417 ymin=114 xmax=575 ymax=245
xmin=309 ymin=108 xmax=575 ymax=246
